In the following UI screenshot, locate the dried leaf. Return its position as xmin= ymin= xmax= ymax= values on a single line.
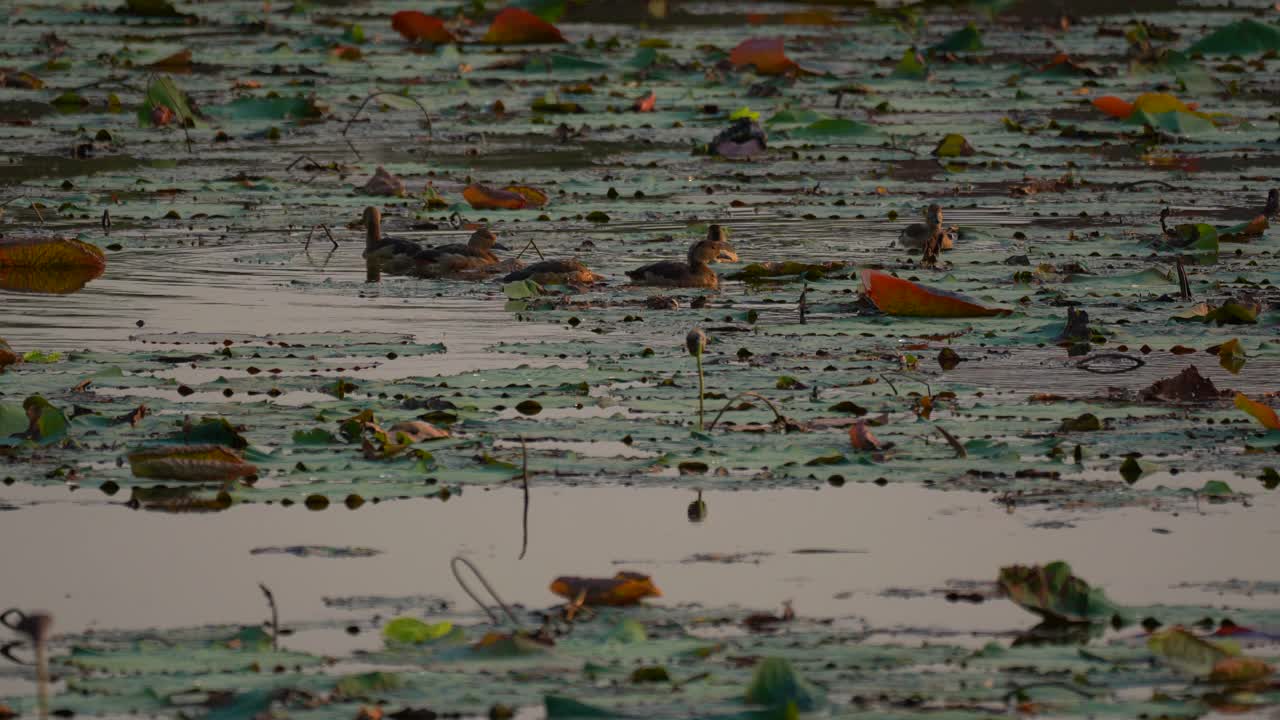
xmin=387 ymin=421 xmax=450 ymax=443
xmin=549 ymin=572 xmax=662 ymax=606
xmin=847 ymin=419 xmax=883 ymax=451
xmin=362 ymin=167 xmax=406 ymax=197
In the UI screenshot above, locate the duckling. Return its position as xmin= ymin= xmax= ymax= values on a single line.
xmin=626 ymin=240 xmax=720 ymax=289
xmin=362 ymin=206 xmax=425 ymax=275
xmin=896 ymin=204 xmax=956 ymax=251
xmin=412 ymin=228 xmax=506 ymax=278
xmin=695 ymin=224 xmax=738 ymax=263
xmin=503 ymin=259 xmax=602 ymax=286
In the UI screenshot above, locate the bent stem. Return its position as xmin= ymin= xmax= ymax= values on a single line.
xmin=706 ymin=391 xmax=786 ymax=432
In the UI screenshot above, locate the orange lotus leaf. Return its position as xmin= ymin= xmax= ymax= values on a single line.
xmin=1234 ymin=392 xmax=1280 ymax=430
xmin=633 ymin=90 xmax=657 ymax=113
xmin=729 ymin=38 xmax=798 ymax=76
xmin=0 ymin=265 xmax=103 ymax=294
xmin=503 ymin=185 xmax=548 ymax=208
xmin=860 ymin=269 xmax=1010 ymax=318
xmin=482 ymin=7 xmax=565 ymax=45
xmin=0 ymin=237 xmax=106 ymax=271
xmin=463 ymin=184 xmax=539 ymax=210
xmin=848 ymin=419 xmax=884 ymax=451
xmin=549 ymin=572 xmax=662 ymax=607
xmin=391 ymin=11 xmax=457 ymax=44
xmin=1091 ymin=96 xmax=1133 ymax=119
xmin=1093 ymin=92 xmax=1201 ymax=120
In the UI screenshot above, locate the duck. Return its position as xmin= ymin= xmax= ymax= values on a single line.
xmin=896 ymin=204 xmax=956 ymax=252
xmin=360 ymin=206 xmax=506 ymax=278
xmin=503 ymin=259 xmax=602 ymax=286
xmin=696 ymin=224 xmax=738 ymax=263
xmin=412 ymin=228 xmax=506 ymax=278
xmin=362 ymin=206 xmax=425 ymax=275
xmin=625 ymin=240 xmax=720 ymax=288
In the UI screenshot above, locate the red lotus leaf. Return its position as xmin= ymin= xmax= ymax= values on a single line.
xmin=482 ymin=8 xmax=565 ymax=45
xmin=860 ymin=269 xmax=1010 ymax=318
xmin=729 ymin=38 xmax=798 ymax=75
xmin=391 ymin=11 xmax=457 ymax=44
xmin=633 ymin=91 xmax=657 ymax=113
xmin=1091 ymin=96 xmax=1134 ymax=119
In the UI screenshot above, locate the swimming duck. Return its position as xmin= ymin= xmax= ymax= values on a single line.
xmin=695 ymin=224 xmax=738 ymax=263
xmin=896 ymin=204 xmax=956 ymax=252
xmin=362 ymin=206 xmax=425 ymax=275
xmin=361 ymin=206 xmax=506 ymax=278
xmin=413 ymin=228 xmax=506 ymax=277
xmin=626 ymin=240 xmax=720 ymax=288
xmin=503 ymin=259 xmax=602 ymax=286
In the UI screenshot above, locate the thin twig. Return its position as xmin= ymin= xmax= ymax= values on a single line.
xmin=258 ymin=583 xmax=279 ymax=652
xmin=520 ymin=436 xmax=530 ymax=560
xmin=304 ymin=224 xmax=337 ymax=250
xmin=1075 ymin=353 xmax=1146 ymax=374
xmin=934 ymin=423 xmax=966 ymax=458
xmin=451 ymin=556 xmax=522 ymax=628
xmin=342 ymin=91 xmax=435 ymax=153
xmin=1115 ymin=179 xmax=1178 ymax=191
xmin=798 ymin=283 xmax=808 ymax=324
xmin=880 ymin=373 xmax=899 ymax=396
xmin=705 ymin=391 xmax=786 ymax=432
xmin=285 ymin=154 xmax=325 ymax=172
xmin=514 ymin=237 xmax=545 ymax=262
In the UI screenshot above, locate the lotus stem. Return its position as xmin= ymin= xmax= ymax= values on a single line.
xmin=686 ymin=328 xmax=708 ymax=432
xmin=35 ymin=640 xmax=48 ymax=720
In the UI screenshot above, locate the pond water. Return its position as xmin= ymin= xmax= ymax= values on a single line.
xmin=3 ymin=0 xmax=1280 ymax=718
